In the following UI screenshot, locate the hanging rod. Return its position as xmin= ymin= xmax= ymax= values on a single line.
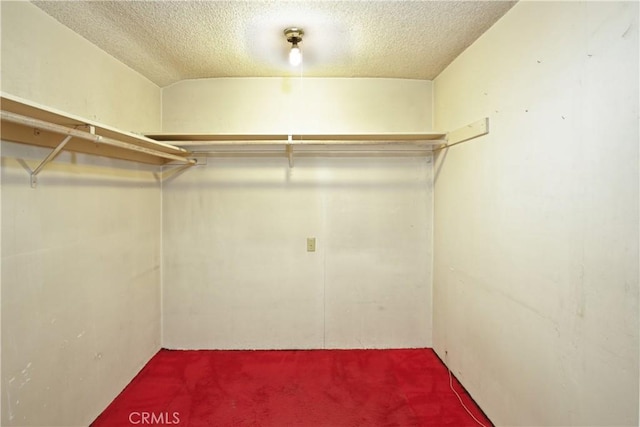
xmin=145 ymin=133 xmax=449 ymax=147
xmin=164 ymin=139 xmax=448 ymax=147
xmin=191 ymin=150 xmax=434 ymax=159
xmin=1 ymin=110 xmax=195 ymax=165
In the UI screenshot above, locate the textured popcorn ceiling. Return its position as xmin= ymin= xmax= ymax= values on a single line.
xmin=32 ymin=1 xmax=516 ymax=88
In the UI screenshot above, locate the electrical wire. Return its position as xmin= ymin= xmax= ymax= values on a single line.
xmin=446 ymin=354 xmax=489 ymax=427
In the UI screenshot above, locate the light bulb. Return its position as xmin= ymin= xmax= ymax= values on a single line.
xmin=289 ymin=44 xmax=302 ymax=66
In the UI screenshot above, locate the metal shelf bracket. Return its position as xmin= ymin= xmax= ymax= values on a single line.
xmin=30 ymin=135 xmax=73 ymax=188
xmin=286 ymin=142 xmax=294 ymax=168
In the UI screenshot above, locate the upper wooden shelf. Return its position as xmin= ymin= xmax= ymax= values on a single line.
xmin=0 ymin=93 xmax=193 ymax=165
xmin=144 ymin=118 xmax=489 ymax=151
xmin=144 ymin=119 xmax=488 ymax=168
xmin=1 ymin=91 xmax=489 ymax=170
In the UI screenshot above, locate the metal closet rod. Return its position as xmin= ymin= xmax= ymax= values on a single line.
xmin=0 ymin=110 xmax=195 ymax=165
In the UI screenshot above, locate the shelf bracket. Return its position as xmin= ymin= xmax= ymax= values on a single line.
xmin=161 ymin=161 xmax=196 ymax=181
xmin=286 ymin=135 xmax=293 ymax=168
xmin=286 ymin=144 xmax=294 ymax=168
xmin=75 ymin=124 xmax=96 ymax=135
xmin=437 ymin=118 xmax=489 ymax=151
xmin=30 ymin=135 xmax=73 ymax=188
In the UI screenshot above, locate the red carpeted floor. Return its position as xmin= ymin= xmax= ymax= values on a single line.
xmin=92 ymin=348 xmax=492 ymax=427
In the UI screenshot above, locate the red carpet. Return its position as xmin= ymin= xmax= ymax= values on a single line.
xmin=92 ymin=349 xmax=492 ymax=427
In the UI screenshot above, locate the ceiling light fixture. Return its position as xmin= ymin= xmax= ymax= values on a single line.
xmin=284 ymin=27 xmax=304 ymax=67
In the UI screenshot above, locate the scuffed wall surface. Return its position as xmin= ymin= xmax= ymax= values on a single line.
xmin=433 ymin=2 xmax=639 ymax=425
xmin=1 ymin=144 xmax=161 ymax=426
xmin=162 ymin=156 xmax=433 ymax=350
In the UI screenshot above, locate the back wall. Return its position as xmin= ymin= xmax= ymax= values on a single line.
xmin=162 ymin=156 xmax=433 ymax=349
xmin=161 ymin=77 xmax=435 ymax=349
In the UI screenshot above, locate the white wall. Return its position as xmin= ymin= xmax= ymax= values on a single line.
xmin=162 ymin=77 xmax=434 ymax=350
xmin=1 ymin=143 xmax=161 ymax=426
xmin=1 ymin=2 xmax=163 ymax=426
xmin=162 ymin=156 xmax=433 ymax=350
xmin=162 ymin=77 xmax=433 ymax=133
xmin=433 ymin=2 xmax=639 ymax=426
xmin=0 ymin=1 xmax=161 ymax=133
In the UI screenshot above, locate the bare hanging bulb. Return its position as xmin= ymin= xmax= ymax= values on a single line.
xmin=289 ymin=42 xmax=302 ymax=66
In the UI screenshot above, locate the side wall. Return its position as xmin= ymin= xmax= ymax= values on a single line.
xmin=0 ymin=1 xmax=161 ymax=133
xmin=1 ymin=145 xmax=161 ymax=426
xmin=1 ymin=3 xmax=163 ymax=426
xmin=433 ymin=2 xmax=639 ymax=426
xmin=161 ymin=78 xmax=434 ymax=349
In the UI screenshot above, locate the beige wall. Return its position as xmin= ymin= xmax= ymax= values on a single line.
xmin=162 ymin=77 xmax=433 ymax=134
xmin=0 ymin=1 xmax=161 ymax=133
xmin=433 ymin=2 xmax=639 ymax=426
xmin=161 ymin=77 xmax=435 ymax=350
xmin=162 ymin=156 xmax=433 ymax=350
xmin=6 ymin=0 xmax=637 ymax=425
xmin=1 ymin=2 xmax=163 ymax=425
xmin=1 ymin=143 xmax=161 ymax=426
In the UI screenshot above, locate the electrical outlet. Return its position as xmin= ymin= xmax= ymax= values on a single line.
xmin=307 ymin=237 xmax=316 ymax=252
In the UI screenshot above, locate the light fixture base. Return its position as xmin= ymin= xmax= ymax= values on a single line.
xmin=284 ymin=27 xmax=304 ymax=44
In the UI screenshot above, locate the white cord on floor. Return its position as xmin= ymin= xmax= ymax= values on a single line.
xmin=446 ymin=357 xmax=489 ymax=427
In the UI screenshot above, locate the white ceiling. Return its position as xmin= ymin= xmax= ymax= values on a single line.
xmin=32 ymin=1 xmax=517 ymax=88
